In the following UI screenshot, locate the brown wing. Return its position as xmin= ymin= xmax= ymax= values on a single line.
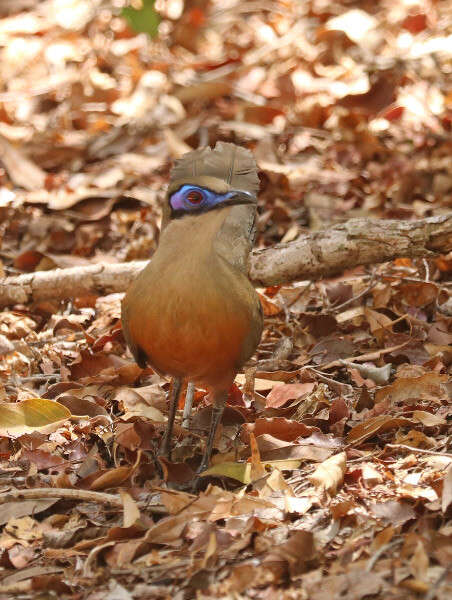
xmin=121 ymin=295 xmax=148 ymax=368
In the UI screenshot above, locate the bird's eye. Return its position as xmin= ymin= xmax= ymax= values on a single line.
xmin=186 ymin=190 xmax=203 ymax=204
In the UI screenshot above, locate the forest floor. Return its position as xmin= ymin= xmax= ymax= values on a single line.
xmin=0 ymin=1 xmax=451 ymax=598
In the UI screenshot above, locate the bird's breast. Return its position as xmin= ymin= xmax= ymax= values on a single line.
xmin=122 ymin=240 xmax=262 ymax=390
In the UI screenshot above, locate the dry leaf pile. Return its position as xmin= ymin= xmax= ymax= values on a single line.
xmin=0 ymin=0 xmax=451 ymax=598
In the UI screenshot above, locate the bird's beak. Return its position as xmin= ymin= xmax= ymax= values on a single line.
xmin=226 ymin=190 xmax=256 ymax=205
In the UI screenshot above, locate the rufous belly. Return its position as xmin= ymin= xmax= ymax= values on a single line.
xmin=128 ymin=292 xmax=252 ymax=390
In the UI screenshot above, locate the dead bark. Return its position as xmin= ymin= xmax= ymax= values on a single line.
xmin=1 ymin=214 xmax=451 ymax=308
xmin=249 ymin=213 xmax=452 ymax=286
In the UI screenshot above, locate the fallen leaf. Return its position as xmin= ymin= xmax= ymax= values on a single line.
xmin=309 ymin=452 xmax=346 ymax=496
xmin=120 ymin=491 xmax=140 ymax=528
xmin=0 ymin=565 xmax=63 ymax=586
xmin=265 ymin=382 xmax=315 ymax=408
xmin=264 ymin=530 xmax=315 ymax=576
xmin=159 ymin=458 xmax=195 ymax=484
xmin=0 ymin=133 xmax=46 ymax=190
xmin=143 ymin=512 xmax=190 ymax=546
xmin=0 ymin=398 xmax=71 ymax=437
xmin=175 ymin=81 xmax=232 ymax=103
xmin=0 ymin=499 xmax=57 ymax=526
xmin=403 ymin=13 xmax=428 ymax=34
xmin=337 ymin=70 xmax=399 ymax=115
xmin=57 ymin=395 xmax=110 ymax=419
xmin=199 ymin=462 xmax=249 ymax=484
xmin=326 ymin=9 xmax=378 ymax=45
xmin=369 ymin=500 xmax=416 ymax=525
xmin=116 ymin=421 xmax=157 ymax=451
xmin=306 ymin=569 xmax=384 ymax=600
xmin=364 ymin=307 xmax=394 ymax=334
xmin=399 ymin=282 xmax=438 ymax=307
xmin=410 ymin=540 xmax=429 ymax=582
xmin=343 ymin=361 xmax=392 ymax=385
xmin=442 ymin=463 xmax=452 ymax=513
xmin=201 ymin=460 xmax=302 ymax=484
xmin=235 ymin=375 xmax=286 ymax=391
xmin=159 ymin=490 xmax=195 ymax=514
xmin=412 ymin=410 xmax=446 ymax=427
xmin=258 ymin=293 xmax=282 ymax=316
xmin=375 ymin=373 xmax=449 ymax=404
xmin=89 ymin=466 xmax=134 ymax=491
xmin=347 ymin=415 xmax=413 ymax=445
xmin=249 ymin=432 xmax=266 ymax=480
xmin=242 ymin=418 xmax=317 ymax=443
xmin=5 ymin=515 xmax=43 ymax=542
xmin=70 ymin=350 xmax=142 ymax=383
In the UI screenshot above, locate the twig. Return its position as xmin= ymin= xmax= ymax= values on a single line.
xmin=9 ymin=374 xmax=61 ymax=384
xmin=329 ymin=271 xmax=377 ymax=313
xmin=347 ymin=451 xmax=381 ymax=463
xmin=423 ymin=258 xmax=430 ymax=282
xmin=304 ymin=367 xmax=354 ymax=395
xmin=182 ymin=381 xmax=195 ymax=429
xmin=319 ymin=340 xmax=411 ymax=370
xmin=366 ymin=539 xmax=402 ymax=572
xmin=385 ymin=444 xmax=452 ymax=458
xmin=0 ymin=487 xmax=167 ymax=513
xmin=0 ymin=487 xmax=122 ymax=505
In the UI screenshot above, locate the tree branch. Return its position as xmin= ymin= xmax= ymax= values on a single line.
xmin=1 ymin=214 xmax=451 ymax=308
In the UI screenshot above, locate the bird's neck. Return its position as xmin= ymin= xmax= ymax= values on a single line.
xmin=158 ymin=207 xmax=232 ymax=261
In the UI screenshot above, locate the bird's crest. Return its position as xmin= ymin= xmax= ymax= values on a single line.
xmin=169 ymin=142 xmax=259 ymax=195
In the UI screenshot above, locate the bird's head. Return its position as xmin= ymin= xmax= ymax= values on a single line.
xmin=168 ymin=179 xmax=255 ymax=219
xmin=162 ymin=143 xmax=259 ymax=228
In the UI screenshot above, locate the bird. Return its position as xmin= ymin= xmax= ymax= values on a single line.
xmin=121 ymin=142 xmax=263 ymax=474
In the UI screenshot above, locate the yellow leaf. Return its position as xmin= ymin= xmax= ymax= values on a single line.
xmin=201 ymin=462 xmax=253 ymax=483
xmin=0 ymin=398 xmax=71 ymax=437
xmin=265 ymin=459 xmax=303 ymax=471
xmin=201 ymin=459 xmax=302 ymax=483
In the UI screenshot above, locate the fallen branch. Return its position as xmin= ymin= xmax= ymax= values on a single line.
xmin=250 ymin=213 xmax=452 ymax=286
xmin=0 ymin=214 xmax=451 ymax=308
xmin=0 ymin=487 xmax=167 ymax=513
xmin=0 ymin=487 xmax=123 ymax=506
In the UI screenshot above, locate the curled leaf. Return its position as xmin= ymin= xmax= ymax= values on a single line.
xmin=309 ymin=452 xmax=346 ymax=496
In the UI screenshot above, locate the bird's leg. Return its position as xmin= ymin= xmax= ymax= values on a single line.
xmin=182 ymin=381 xmax=195 ymax=429
xmin=159 ymin=376 xmax=182 ymax=461
xmin=197 ymin=390 xmax=226 ymax=473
